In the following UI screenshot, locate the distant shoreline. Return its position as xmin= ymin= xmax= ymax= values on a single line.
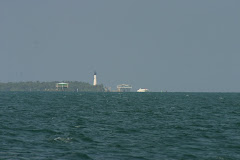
xmin=0 ymin=81 xmax=105 ymax=92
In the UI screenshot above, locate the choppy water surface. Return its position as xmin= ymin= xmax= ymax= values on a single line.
xmin=0 ymin=92 xmax=240 ymax=159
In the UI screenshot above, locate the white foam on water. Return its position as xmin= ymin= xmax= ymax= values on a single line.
xmin=54 ymin=137 xmax=72 ymax=143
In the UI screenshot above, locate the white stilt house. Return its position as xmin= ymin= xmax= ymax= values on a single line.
xmin=117 ymin=84 xmax=132 ymax=92
xmin=56 ymin=82 xmax=69 ymax=91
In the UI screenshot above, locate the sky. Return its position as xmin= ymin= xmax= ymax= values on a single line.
xmin=0 ymin=0 xmax=240 ymax=92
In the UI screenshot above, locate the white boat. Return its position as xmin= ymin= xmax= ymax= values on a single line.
xmin=137 ymin=88 xmax=149 ymax=92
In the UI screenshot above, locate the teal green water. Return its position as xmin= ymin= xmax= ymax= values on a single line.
xmin=1 ymin=92 xmax=240 ymax=159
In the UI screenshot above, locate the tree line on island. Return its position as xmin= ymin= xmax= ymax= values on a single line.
xmin=0 ymin=81 xmax=104 ymax=92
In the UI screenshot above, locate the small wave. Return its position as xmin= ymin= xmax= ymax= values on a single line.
xmin=54 ymin=137 xmax=72 ymax=143
xmin=73 ymin=152 xmax=93 ymax=160
xmin=80 ymin=135 xmax=94 ymax=143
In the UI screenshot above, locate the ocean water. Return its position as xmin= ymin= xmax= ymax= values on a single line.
xmin=0 ymin=92 xmax=240 ymax=160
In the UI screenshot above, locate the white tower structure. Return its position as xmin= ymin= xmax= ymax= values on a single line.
xmin=93 ymin=71 xmax=97 ymax=86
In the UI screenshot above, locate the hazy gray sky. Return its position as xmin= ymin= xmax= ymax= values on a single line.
xmin=1 ymin=0 xmax=239 ymax=92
